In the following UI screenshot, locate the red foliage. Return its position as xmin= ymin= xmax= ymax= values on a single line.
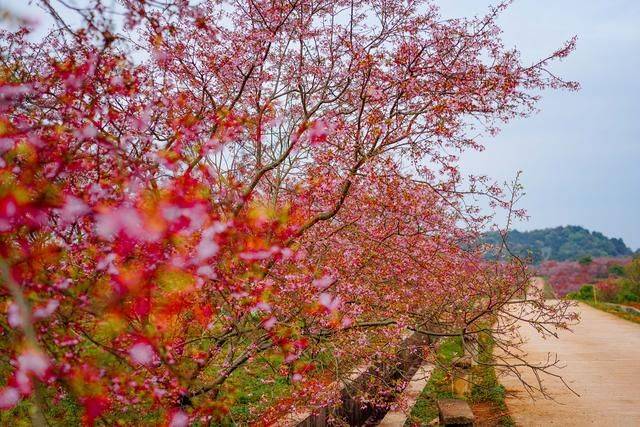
xmin=594 ymin=278 xmax=621 ymax=302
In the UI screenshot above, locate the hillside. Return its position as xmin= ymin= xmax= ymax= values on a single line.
xmin=483 ymin=225 xmax=633 ymax=263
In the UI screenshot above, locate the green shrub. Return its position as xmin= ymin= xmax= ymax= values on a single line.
xmin=595 ymin=279 xmax=620 ymax=302
xmin=616 ymin=278 xmax=640 ymax=303
xmin=624 ymin=258 xmax=640 ymax=284
xmin=575 ymin=284 xmax=594 ymax=300
xmin=608 ymin=264 xmax=625 ymax=277
xmin=578 ymin=255 xmax=593 ymax=266
xmin=617 ymin=292 xmax=639 ymax=303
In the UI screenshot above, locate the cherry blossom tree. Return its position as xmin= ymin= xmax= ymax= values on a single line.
xmin=537 ymin=257 xmax=631 ymax=296
xmin=1 ymin=0 xmax=577 ymax=424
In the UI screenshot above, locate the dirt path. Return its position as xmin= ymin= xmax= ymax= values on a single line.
xmin=499 ymin=279 xmax=640 ymax=426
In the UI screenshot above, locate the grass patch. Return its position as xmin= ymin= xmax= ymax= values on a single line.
xmin=541 ymin=278 xmax=557 ymax=299
xmin=0 ymin=386 xmax=84 ymax=427
xmin=218 ymin=354 xmax=293 ymax=425
xmin=404 ymin=337 xmax=461 ymax=425
xmin=219 ymin=349 xmax=344 ymax=425
xmin=581 ymin=301 xmax=640 ymax=325
xmin=405 ymin=333 xmax=514 ymax=426
xmin=469 ymin=333 xmax=514 ymax=427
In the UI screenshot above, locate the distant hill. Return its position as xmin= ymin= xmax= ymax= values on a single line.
xmin=483 ymin=225 xmax=633 ymax=263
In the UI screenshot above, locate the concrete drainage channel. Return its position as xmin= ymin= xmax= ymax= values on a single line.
xmin=603 ymin=302 xmax=640 ymax=315
xmin=379 ymin=350 xmax=476 ymax=427
xmin=287 ymin=332 xmax=431 ymax=427
xmin=377 ymin=363 xmax=434 ymax=426
xmin=285 ymin=333 xmax=477 ymax=427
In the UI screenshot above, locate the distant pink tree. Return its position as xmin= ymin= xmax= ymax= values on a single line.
xmin=538 ymin=258 xmax=631 ymax=296
xmin=595 ymin=278 xmax=620 ymax=302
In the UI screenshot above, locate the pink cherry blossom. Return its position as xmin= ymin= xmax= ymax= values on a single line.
xmin=307 ymin=119 xmax=333 ymax=146
xmin=262 ymin=316 xmax=277 ymax=330
xmin=17 ymin=350 xmax=49 ymax=379
xmin=129 ymin=342 xmax=155 ymax=366
xmin=0 ymin=387 xmax=20 ymax=409
xmin=239 ymin=250 xmax=273 ymax=261
xmin=169 ymin=410 xmax=189 ymax=427
xmin=312 ymin=276 xmax=334 ymax=290
xmin=33 ymin=299 xmax=59 ymax=320
xmin=319 ymin=293 xmax=341 ymax=312
xmin=196 ymin=238 xmax=219 ymax=262
xmin=7 ymin=303 xmax=22 ymax=328
xmin=59 ymin=196 xmax=90 ymax=223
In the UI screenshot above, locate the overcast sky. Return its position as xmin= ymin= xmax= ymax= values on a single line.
xmin=438 ymin=1 xmax=640 ymax=249
xmin=2 ymin=0 xmax=639 ymax=249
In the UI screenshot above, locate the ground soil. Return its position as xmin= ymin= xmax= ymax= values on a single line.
xmin=626 ymin=301 xmax=640 ymax=310
xmin=470 ymin=402 xmax=509 ymax=427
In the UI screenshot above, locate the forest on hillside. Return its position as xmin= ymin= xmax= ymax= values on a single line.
xmin=484 ymin=225 xmax=634 ymax=263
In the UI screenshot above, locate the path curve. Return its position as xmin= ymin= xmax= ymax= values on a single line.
xmin=500 ymin=279 xmax=640 ymax=426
